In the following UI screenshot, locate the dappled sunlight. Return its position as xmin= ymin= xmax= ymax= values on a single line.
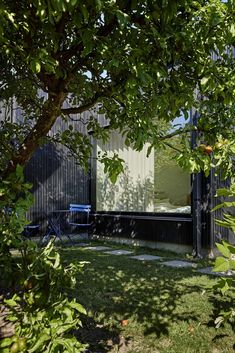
xmin=61 ymin=246 xmax=235 ymax=352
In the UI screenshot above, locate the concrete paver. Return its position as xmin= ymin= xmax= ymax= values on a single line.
xmin=198 ymin=267 xmax=235 ymax=277
xmin=76 ymin=242 xmax=90 ymax=247
xmin=84 ymin=246 xmax=112 ymax=251
xmin=162 ymin=260 xmax=197 ymax=268
xmin=104 ymin=250 xmax=134 ymax=255
xmin=130 ymin=254 xmax=162 ymax=261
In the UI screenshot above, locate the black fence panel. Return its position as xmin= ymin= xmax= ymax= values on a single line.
xmin=24 ymin=143 xmax=89 ymax=233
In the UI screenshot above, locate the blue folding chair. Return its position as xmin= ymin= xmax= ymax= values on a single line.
xmin=68 ymin=204 xmax=92 ymax=237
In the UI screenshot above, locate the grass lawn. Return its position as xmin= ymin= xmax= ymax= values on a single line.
xmin=62 ymin=241 xmax=234 ymax=353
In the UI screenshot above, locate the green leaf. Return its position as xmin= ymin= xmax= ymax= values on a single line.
xmin=0 ymin=338 xmax=13 ymax=348
xmin=7 ymin=315 xmax=18 ymax=322
xmin=213 ymin=201 xmax=235 ymax=212
xmin=228 ymin=244 xmax=235 ymax=254
xmin=54 ymin=252 xmax=61 ymax=268
xmin=230 ymin=23 xmax=235 ymax=37
xmin=15 ymin=164 xmax=24 ymax=180
xmin=229 ymin=259 xmax=235 ymax=270
xmin=4 ymin=298 xmax=18 ymax=307
xmin=30 ymin=60 xmax=41 ymax=73
xmin=0 ymin=349 xmax=10 ymax=353
xmin=110 ymin=58 xmax=119 ymax=67
xmin=71 ymin=0 xmax=78 ymax=6
xmin=28 ymin=333 xmax=50 ymax=353
xmin=213 ymin=257 xmax=230 ymax=273
xmin=220 ymin=279 xmax=230 ymax=295
xmin=216 ymin=242 xmax=231 ymax=258
xmin=116 ymin=10 xmax=130 ymax=28
xmin=200 ymin=77 xmax=209 ymax=86
xmin=81 ymin=30 xmax=93 ymax=56
xmin=215 ymin=188 xmax=234 ymax=197
xmin=80 ymin=4 xmax=89 ymax=20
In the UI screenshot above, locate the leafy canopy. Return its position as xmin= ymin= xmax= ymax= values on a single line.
xmin=0 ymin=0 xmax=234 ymax=178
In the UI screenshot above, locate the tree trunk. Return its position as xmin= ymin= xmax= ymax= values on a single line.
xmin=2 ymin=91 xmax=66 ymax=179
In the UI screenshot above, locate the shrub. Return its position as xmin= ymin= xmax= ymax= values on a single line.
xmin=0 ymin=167 xmax=87 ymax=353
xmin=213 ymin=184 xmax=235 ymax=328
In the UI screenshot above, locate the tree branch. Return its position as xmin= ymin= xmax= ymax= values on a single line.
xmin=61 ymin=84 xmax=117 ymax=115
xmin=158 ymin=125 xmax=197 ymax=141
xmin=61 ymin=97 xmax=100 ymax=115
xmin=60 ymin=16 xmax=117 ymax=63
xmin=2 ymin=91 xmax=66 ymax=178
xmin=163 ymin=141 xmax=183 ymax=153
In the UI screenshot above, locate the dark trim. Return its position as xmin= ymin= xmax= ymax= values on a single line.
xmin=191 ymin=110 xmax=202 ymax=257
xmin=92 ymin=213 xmax=193 ymax=245
xmin=89 ymin=134 xmax=97 ymax=212
xmin=192 ymin=172 xmax=202 ymax=257
xmin=93 ymin=211 xmax=192 ymax=221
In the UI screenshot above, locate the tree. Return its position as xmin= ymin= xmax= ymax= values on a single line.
xmin=0 ymin=2 xmax=235 ymax=351
xmin=0 ymin=0 xmax=234 ymax=181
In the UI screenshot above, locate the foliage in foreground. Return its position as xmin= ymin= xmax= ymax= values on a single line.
xmin=1 ymin=242 xmax=87 ymax=353
xmin=0 ymin=168 xmax=87 ymax=353
xmin=213 ymin=184 xmax=235 ymax=329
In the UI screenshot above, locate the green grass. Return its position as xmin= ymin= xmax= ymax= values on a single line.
xmin=61 ymin=241 xmax=234 ymax=353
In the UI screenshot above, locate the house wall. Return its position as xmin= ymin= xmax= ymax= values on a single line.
xmin=0 ymin=97 xmax=90 ymax=233
xmin=1 ymin=98 xmax=233 ymax=252
xmin=24 ymin=143 xmax=89 ymax=232
xmin=24 ymin=108 xmax=93 ymax=232
xmin=91 ymin=132 xmax=234 ymax=254
xmin=92 ymin=212 xmax=193 ymax=252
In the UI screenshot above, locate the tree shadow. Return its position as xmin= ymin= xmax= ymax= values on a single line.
xmin=74 ymin=315 xmax=132 ymax=353
xmin=63 ymin=249 xmax=222 ymax=352
xmin=24 ymin=142 xmax=88 ymax=233
xmin=207 ymin=289 xmax=234 ymax=330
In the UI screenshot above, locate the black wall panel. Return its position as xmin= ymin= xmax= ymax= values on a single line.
xmin=24 ymin=143 xmax=89 ymax=231
xmin=210 ymin=171 xmax=233 ymax=244
xmin=92 ymin=214 xmax=193 ymax=245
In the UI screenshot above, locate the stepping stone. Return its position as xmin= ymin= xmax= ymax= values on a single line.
xmin=104 ymin=250 xmax=133 ymax=255
xmin=76 ymin=243 xmax=90 ymax=247
xmin=162 ymin=260 xmax=197 ymax=268
xmin=85 ymin=246 xmax=112 ymax=251
xmin=130 ymin=254 xmax=162 ymax=261
xmin=198 ymin=267 xmax=235 ymax=277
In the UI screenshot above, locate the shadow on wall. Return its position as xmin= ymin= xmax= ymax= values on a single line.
xmin=97 ymin=167 xmax=155 ymax=212
xmin=97 ymin=164 xmax=191 ymax=213
xmin=24 ymin=143 xmax=88 ymax=229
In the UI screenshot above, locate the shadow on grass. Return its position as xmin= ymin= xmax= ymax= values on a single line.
xmin=62 ymin=249 xmax=196 ymax=350
xmin=62 ymin=247 xmax=234 ymax=352
xmin=74 ymin=315 xmax=132 ymax=353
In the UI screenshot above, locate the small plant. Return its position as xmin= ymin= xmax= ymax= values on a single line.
xmin=212 ymin=184 xmax=235 ymax=328
xmin=0 ymin=165 xmax=33 ymax=290
xmin=1 ymin=241 xmax=87 ymax=353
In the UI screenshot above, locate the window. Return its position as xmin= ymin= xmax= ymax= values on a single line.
xmin=96 ymin=117 xmax=191 ymax=214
